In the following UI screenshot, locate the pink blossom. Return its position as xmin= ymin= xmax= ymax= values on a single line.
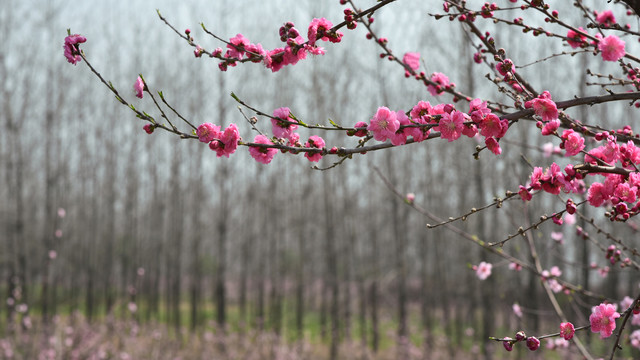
xmin=437 ymin=110 xmax=467 ymax=142
xmin=566 ymin=27 xmax=587 ymax=48
xmin=475 ymin=261 xmax=492 ymax=280
xmin=63 ymin=34 xmax=87 ymax=65
xmin=530 ymin=97 xmax=558 ymax=122
xmin=560 ymin=322 xmax=575 ymax=340
xmin=245 ymin=43 xmax=266 ymax=62
xmin=134 ymin=77 xmax=145 ymax=99
xmin=308 ymin=18 xmax=340 ymax=46
xmin=209 ymin=123 xmax=240 ymax=158
xmin=390 ymin=111 xmax=410 ymax=146
xmin=304 ymin=135 xmax=325 ymax=162
xmin=352 ymin=121 xmax=368 ymax=137
xmin=599 ymin=35 xmax=625 ymax=62
xmin=548 ymin=279 xmax=563 ymax=293
xmin=590 ymin=303 xmax=620 ymax=338
xmin=428 ymin=72 xmax=450 ymax=96
xmin=271 ymin=107 xmax=299 ymax=141
xmin=599 ymin=266 xmax=610 ymax=278
xmin=265 ymin=47 xmax=286 ymax=72
xmin=495 ymin=59 xmax=514 ymax=76
xmin=541 ymin=119 xmax=560 ymax=136
xmin=248 ymin=135 xmax=277 ymax=164
xmin=402 ymin=52 xmax=420 ymax=71
xmin=197 ymin=123 xmax=221 ymax=143
xmin=194 ymin=45 xmax=204 ymax=58
xmin=57 ymin=208 xmax=66 ymax=218
xmin=406 ymin=193 xmax=415 ymax=203
xmin=549 ymin=266 xmax=562 ymax=277
xmin=512 ymin=303 xmax=523 ymax=318
xmin=551 ymin=231 xmax=564 ymax=243
xmin=620 ymin=296 xmax=635 ymax=311
xmin=595 ymin=10 xmax=616 ymax=26
xmin=587 ymin=182 xmax=607 ymax=207
xmin=518 ymin=185 xmax=532 ymax=201
xmin=503 ymin=339 xmax=514 ymax=352
xmin=631 ymin=330 xmax=640 ymax=350
xmin=49 ymin=250 xmax=57 ymax=259
xmin=368 ymin=107 xmax=400 ymax=142
xmin=143 ymin=124 xmax=154 ymax=134
xmin=282 ymin=42 xmax=307 ymax=66
xmin=526 ymin=336 xmax=540 ymax=351
xmin=407 ymin=103 xmax=432 ymax=142
xmin=55 ymin=230 xmax=63 ymax=238
xmin=479 ymin=113 xmax=507 ymax=138
xmin=562 ymin=130 xmax=585 ymax=156
xmin=529 ymin=167 xmax=544 ymax=190
xmin=485 ymin=137 xmax=502 ymax=155
xmin=226 ymin=33 xmax=250 ymax=59
xmin=614 ymin=182 xmax=637 ymax=203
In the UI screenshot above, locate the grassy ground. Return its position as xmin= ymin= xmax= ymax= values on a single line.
xmin=2 ymin=301 xmax=635 ymax=359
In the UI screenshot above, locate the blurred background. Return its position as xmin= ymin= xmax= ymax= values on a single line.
xmin=1 ymin=0 xmax=639 ymax=358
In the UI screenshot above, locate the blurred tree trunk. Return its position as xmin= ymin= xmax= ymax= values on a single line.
xmin=189 ymin=146 xmax=205 ymax=331
xmin=168 ymin=143 xmax=184 ymax=331
xmin=385 ymin=153 xmax=409 ymax=359
xmin=322 ymin=175 xmax=340 ymax=360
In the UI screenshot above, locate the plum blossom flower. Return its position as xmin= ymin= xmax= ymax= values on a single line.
xmin=308 ymin=18 xmax=341 ymax=46
xmin=512 ymin=303 xmax=523 ymax=318
xmin=368 ymin=107 xmax=399 ymax=142
xmin=143 ymin=124 xmax=154 ymax=134
xmin=562 ymin=129 xmax=585 ymax=156
xmin=587 ymin=182 xmax=607 ymax=207
xmin=518 ymin=185 xmax=532 ymax=201
xmin=271 ymin=107 xmax=299 ymax=142
xmin=402 ymin=52 xmax=420 ymax=71
xmin=57 ymin=208 xmax=66 ymax=218
xmin=590 ymin=303 xmax=620 ymax=338
xmin=390 ymin=111 xmax=411 ymax=146
xmin=529 ymin=97 xmax=558 ymax=122
xmin=437 ymin=110 xmax=467 ymax=142
xmin=526 ymin=337 xmax=540 ymax=351
xmin=475 ymin=261 xmax=492 ymax=280
xmin=566 ymin=27 xmax=587 ymax=48
xmin=226 ymin=33 xmax=250 ymax=59
xmin=631 ymin=329 xmax=640 ymax=349
xmin=304 ymin=135 xmax=325 ymax=162
xmin=595 ymin=10 xmax=616 ymax=26
xmin=134 ymin=77 xmax=145 ymax=99
xmin=63 ymin=34 xmax=87 ymax=65
xmin=620 ymin=296 xmax=634 ymax=311
xmin=209 ymin=123 xmax=241 ymax=158
xmin=406 ymin=193 xmax=415 ymax=203
xmin=599 ymin=35 xmax=625 ymax=62
xmin=485 ymin=137 xmax=502 ymax=155
xmin=197 ymin=123 xmax=221 ymax=143
xmin=560 ymin=322 xmax=575 ymax=340
xmin=551 ymin=231 xmax=563 ymax=243
xmin=248 ymin=135 xmax=277 ymax=164
xmin=428 ymin=72 xmax=450 ymax=96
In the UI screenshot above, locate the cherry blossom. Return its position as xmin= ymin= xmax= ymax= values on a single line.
xmin=589 ymin=303 xmax=620 ymax=339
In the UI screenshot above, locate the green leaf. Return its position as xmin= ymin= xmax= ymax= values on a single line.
xmin=328 ymin=118 xmax=339 ymax=128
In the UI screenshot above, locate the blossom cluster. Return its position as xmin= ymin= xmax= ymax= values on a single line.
xmin=502 ymin=331 xmax=540 ymax=352
xmin=205 ymin=18 xmax=343 ymax=72
xmin=584 ymin=134 xmax=640 ymax=220
xmin=365 ymin=97 xmax=508 ymax=155
xmin=196 ymin=122 xmax=241 ymax=158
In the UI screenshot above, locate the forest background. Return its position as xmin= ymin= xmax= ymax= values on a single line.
xmin=1 ymin=0 xmax=639 ymax=359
